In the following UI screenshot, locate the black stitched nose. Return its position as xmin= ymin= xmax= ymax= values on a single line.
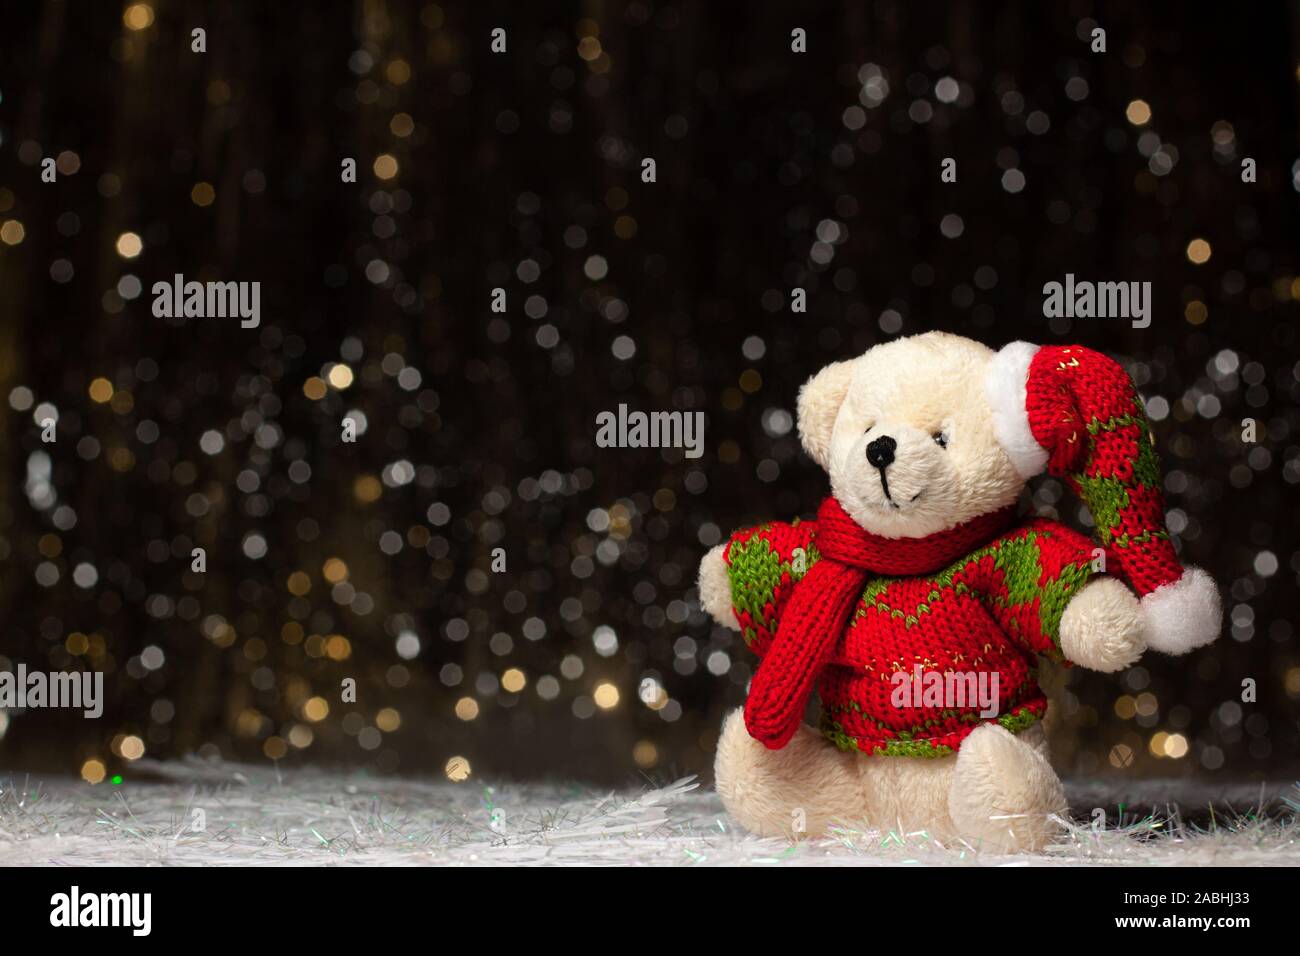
xmin=866 ymin=435 xmax=896 ymax=469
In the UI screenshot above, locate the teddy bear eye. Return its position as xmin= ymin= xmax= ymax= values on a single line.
xmin=932 ymin=432 xmax=948 ymax=448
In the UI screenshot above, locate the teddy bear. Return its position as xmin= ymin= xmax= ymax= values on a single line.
xmin=698 ymin=332 xmax=1221 ymax=852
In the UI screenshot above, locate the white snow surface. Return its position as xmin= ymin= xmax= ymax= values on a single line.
xmin=2 ymin=758 xmax=1297 ymax=866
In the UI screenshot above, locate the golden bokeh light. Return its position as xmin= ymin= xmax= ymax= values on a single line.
xmin=594 ymin=682 xmax=620 ymax=709
xmin=116 ymin=231 xmax=143 ymax=258
xmin=88 ymin=377 xmax=115 ymax=403
xmin=322 ymin=557 xmax=349 ymax=582
xmin=123 ymin=3 xmax=154 ymax=30
xmin=1125 ymin=99 xmax=1151 ymax=125
xmin=1286 ymin=666 xmax=1300 ymax=696
xmin=353 ymin=475 xmax=382 ymax=503
xmin=327 ymin=363 xmax=354 ymax=388
xmin=0 ymin=219 xmax=26 ymax=245
xmin=386 ymin=59 xmax=411 ymax=84
xmin=373 ymin=154 xmax=399 ymax=180
xmin=324 ymin=634 xmax=351 ymax=660
xmin=1186 ymin=238 xmax=1212 ymax=264
xmin=633 ymin=740 xmax=658 ymax=768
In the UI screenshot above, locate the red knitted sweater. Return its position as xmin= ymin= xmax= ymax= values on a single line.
xmin=721 ymin=515 xmax=1100 ymax=756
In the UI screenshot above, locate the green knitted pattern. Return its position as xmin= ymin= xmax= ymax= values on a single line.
xmin=818 ymin=704 xmax=1042 ymax=757
xmin=847 ymin=529 xmax=1092 ymax=653
xmin=1072 ymin=411 xmax=1165 ymax=549
xmin=725 ymin=526 xmax=819 ymax=649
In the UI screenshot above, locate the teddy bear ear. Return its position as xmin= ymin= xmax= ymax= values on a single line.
xmin=797 ymin=359 xmax=856 ymax=469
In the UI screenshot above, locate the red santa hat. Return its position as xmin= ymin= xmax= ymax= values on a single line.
xmin=985 ymin=341 xmax=1221 ymax=655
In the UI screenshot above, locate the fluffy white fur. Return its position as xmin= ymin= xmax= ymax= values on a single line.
xmin=984 ymin=340 xmax=1049 ymax=479
xmin=1141 ymin=567 xmax=1222 ymax=654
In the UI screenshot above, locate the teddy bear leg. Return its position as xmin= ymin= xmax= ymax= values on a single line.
xmin=851 ymin=754 xmax=960 ymax=841
xmin=714 ymin=708 xmax=863 ymax=839
xmin=946 ymin=723 xmax=1068 ymax=853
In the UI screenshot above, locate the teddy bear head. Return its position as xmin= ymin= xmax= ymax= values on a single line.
xmin=797 ymin=331 xmax=1023 ymax=538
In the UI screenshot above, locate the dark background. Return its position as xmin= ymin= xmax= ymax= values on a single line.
xmin=0 ymin=0 xmax=1296 ymax=785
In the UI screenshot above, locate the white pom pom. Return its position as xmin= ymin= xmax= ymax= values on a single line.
xmin=1140 ymin=567 xmax=1222 ymax=655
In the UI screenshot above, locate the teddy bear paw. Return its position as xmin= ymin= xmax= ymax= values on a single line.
xmin=698 ymin=543 xmax=739 ymax=630
xmin=1059 ymin=577 xmax=1146 ymax=673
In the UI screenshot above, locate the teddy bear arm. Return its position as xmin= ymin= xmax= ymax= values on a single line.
xmin=971 ymin=523 xmax=1144 ymax=671
xmin=698 ymin=520 xmax=819 ymax=655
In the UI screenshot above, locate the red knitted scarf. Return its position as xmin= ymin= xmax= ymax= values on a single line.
xmin=743 ymin=497 xmax=1017 ymax=749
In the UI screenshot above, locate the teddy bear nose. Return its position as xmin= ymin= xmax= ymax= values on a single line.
xmin=866 ymin=435 xmax=897 ymax=469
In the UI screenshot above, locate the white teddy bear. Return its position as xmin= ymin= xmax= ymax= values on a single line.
xmin=699 ymin=332 xmax=1220 ymax=852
